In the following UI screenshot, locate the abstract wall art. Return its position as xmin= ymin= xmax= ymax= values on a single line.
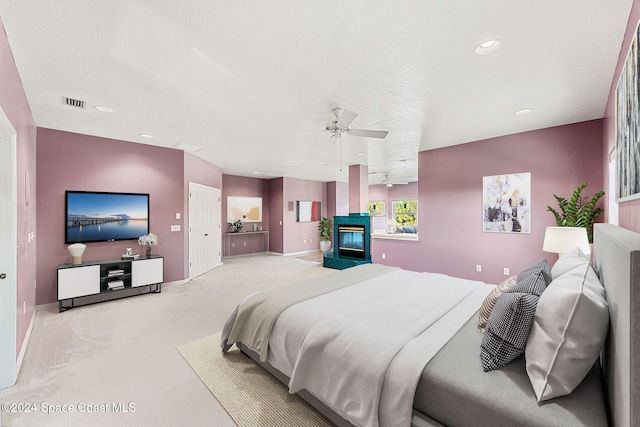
xmin=616 ymin=19 xmax=640 ymax=202
xmin=483 ymin=172 xmax=531 ymax=233
xmin=227 ymin=196 xmax=262 ymax=223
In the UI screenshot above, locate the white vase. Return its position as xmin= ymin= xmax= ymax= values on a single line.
xmin=320 ymin=240 xmax=331 ymax=253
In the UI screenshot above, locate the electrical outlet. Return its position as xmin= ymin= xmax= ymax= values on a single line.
xmin=304 ymin=239 xmax=307 ymax=243
xmin=503 ymin=267 xmax=510 ymax=276
xmin=232 ymin=243 xmax=235 ymax=247
xmin=476 ymin=265 xmax=482 ymax=272
xmin=382 ymin=253 xmax=386 ymax=260
xmin=243 ymin=242 xmax=246 ymax=246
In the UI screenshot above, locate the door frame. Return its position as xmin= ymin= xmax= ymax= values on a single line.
xmin=0 ymin=107 xmax=17 ymax=389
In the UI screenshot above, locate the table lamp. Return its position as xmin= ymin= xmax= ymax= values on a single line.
xmin=68 ymin=243 xmax=87 ymax=265
xmin=542 ymin=226 xmax=590 ymax=257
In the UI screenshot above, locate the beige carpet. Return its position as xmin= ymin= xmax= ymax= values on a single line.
xmin=2 ymin=254 xmax=332 ymax=427
xmin=177 ymin=333 xmax=333 ymax=427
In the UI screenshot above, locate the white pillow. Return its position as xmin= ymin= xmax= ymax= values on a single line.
xmin=550 ymin=246 xmax=589 ymax=279
xmin=525 ymin=261 xmax=608 ymax=401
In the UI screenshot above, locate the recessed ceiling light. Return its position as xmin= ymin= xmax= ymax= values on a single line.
xmin=317 ymin=161 xmax=326 ymax=165
xmin=399 ymin=159 xmax=407 ymax=162
xmin=474 ymin=39 xmax=501 ymax=55
xmin=356 ymin=152 xmax=366 ymax=157
xmin=139 ymin=133 xmax=153 ymax=139
xmin=253 ymin=171 xmax=260 ymax=175
xmin=515 ymin=108 xmax=533 ymax=116
xmin=94 ymin=105 xmax=114 ymax=113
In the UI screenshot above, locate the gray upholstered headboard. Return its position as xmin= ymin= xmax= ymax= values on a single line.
xmin=593 ymin=224 xmax=640 ymax=427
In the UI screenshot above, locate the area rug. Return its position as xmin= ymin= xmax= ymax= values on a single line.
xmin=177 ymin=333 xmax=333 ymax=427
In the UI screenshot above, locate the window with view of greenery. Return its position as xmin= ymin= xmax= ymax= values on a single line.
xmin=393 ymin=200 xmax=418 ymax=227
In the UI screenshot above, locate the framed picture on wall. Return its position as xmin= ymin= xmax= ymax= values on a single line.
xmin=482 ymin=172 xmax=531 ymax=233
xmin=227 ymin=196 xmax=262 ymax=223
xmin=615 ymin=19 xmax=640 ymax=202
xmin=296 ymin=201 xmax=321 ymax=222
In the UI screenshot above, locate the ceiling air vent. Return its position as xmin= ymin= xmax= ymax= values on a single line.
xmin=63 ymin=97 xmax=85 ymax=109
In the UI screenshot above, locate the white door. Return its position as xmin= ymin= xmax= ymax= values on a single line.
xmin=189 ymin=182 xmax=221 ymax=278
xmin=0 ymin=108 xmax=17 ymax=389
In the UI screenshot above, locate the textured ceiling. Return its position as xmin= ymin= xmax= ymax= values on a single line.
xmin=0 ymin=1 xmax=633 ymax=185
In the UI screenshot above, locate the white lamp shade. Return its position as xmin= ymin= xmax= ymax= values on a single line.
xmin=67 ymin=243 xmax=86 ymax=257
xmin=542 ymin=227 xmax=590 ymax=255
xmin=68 ymin=243 xmax=87 ymax=265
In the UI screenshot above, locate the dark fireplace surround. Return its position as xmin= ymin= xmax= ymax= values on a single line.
xmin=323 ymin=213 xmax=372 ymax=270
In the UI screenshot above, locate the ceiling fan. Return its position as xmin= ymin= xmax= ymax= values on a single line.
xmin=325 ymin=108 xmax=388 ymax=140
xmin=381 ymin=174 xmax=408 ymax=187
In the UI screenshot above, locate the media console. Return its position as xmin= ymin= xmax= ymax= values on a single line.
xmin=57 ymin=255 xmax=163 ymax=312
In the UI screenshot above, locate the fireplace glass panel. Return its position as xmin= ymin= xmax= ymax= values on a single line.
xmin=338 ymin=226 xmax=365 ymax=258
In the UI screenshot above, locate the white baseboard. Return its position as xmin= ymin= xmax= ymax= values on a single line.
xmin=36 ymin=302 xmax=57 ymax=311
xmin=283 ymin=249 xmax=321 ymax=257
xmin=164 ymin=278 xmax=190 ymax=286
xmin=16 ymin=308 xmax=37 ymax=374
xmin=223 ymin=251 xmax=276 ymax=259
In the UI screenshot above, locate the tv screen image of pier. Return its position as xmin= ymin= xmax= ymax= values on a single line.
xmin=66 ymin=191 xmax=149 ymax=243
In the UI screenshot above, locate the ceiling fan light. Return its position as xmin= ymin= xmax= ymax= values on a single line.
xmin=474 ymin=39 xmax=501 ymax=55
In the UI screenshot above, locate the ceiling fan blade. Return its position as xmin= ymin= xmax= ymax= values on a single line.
xmin=336 ymin=109 xmax=358 ymax=128
xmin=348 ymin=129 xmax=388 ymax=139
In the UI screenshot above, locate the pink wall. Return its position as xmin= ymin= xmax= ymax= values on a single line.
xmin=222 ymin=174 xmax=270 ymax=256
xmin=326 ymin=181 xmax=349 ymax=219
xmin=269 ymin=178 xmax=284 ymax=254
xmin=184 ymin=153 xmax=223 ymax=272
xmin=283 ymin=177 xmax=327 ymax=254
xmin=36 ymin=128 xmax=186 ymax=304
xmin=603 ymin=0 xmax=640 ymax=232
xmin=349 ymin=164 xmax=369 ymax=213
xmin=371 ymin=120 xmax=604 ymax=285
xmin=0 ymin=19 xmax=37 ymax=357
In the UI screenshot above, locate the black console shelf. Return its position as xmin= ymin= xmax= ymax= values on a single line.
xmin=57 ymin=255 xmax=163 ymax=312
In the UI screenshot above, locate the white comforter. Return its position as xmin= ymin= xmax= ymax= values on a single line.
xmin=263 ymin=268 xmax=493 ymax=427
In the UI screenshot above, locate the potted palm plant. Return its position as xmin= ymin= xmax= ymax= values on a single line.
xmin=318 ymin=216 xmax=333 ymax=252
xmin=547 ymin=182 xmax=604 ymax=243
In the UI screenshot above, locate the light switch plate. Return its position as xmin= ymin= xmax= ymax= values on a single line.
xmin=171 ymin=225 xmax=181 ymax=232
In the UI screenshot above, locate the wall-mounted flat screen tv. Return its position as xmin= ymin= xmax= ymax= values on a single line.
xmin=65 ymin=191 xmax=150 ymax=244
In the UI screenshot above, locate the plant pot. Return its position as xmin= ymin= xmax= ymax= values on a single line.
xmin=320 ymin=240 xmax=331 ymax=253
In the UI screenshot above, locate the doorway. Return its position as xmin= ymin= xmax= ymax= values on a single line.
xmin=0 ymin=107 xmax=17 ymax=389
xmin=189 ymin=182 xmax=222 ymax=278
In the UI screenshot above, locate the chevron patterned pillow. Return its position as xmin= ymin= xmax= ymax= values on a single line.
xmin=478 ymin=275 xmax=518 ymax=333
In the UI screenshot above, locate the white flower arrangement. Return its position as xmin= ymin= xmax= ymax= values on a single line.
xmin=230 ymin=219 xmax=243 ymax=233
xmin=138 ymin=233 xmax=158 ymax=246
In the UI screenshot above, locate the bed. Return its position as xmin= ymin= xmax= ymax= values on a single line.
xmin=221 ymin=223 xmax=640 ymax=426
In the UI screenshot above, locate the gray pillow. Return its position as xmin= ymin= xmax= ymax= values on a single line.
xmin=507 ymin=269 xmax=548 ymax=297
xmin=526 ymin=262 xmax=608 ymax=401
xmin=550 ymin=247 xmax=589 ymax=279
xmin=480 ymin=291 xmax=539 ymax=372
xmin=517 ymin=258 xmax=552 ymax=287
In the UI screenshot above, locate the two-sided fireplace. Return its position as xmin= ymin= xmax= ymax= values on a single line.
xmin=323 ymin=213 xmax=372 ymax=270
